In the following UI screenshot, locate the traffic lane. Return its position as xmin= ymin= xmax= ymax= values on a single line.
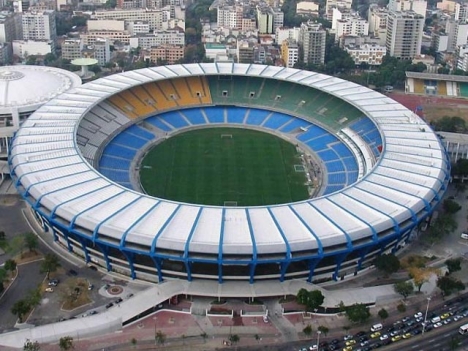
xmin=0 ymin=261 xmax=43 ymax=332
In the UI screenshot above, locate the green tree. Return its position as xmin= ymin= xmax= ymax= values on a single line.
xmin=394 ymin=281 xmax=414 ymax=299
xmin=432 ymin=116 xmax=467 ymax=133
xmin=130 ymin=337 xmax=137 ymax=347
xmin=296 ymin=289 xmax=325 ymax=311
xmin=59 ymin=336 xmax=74 ymax=351
xmin=0 ymin=231 xmax=5 ymax=241
xmin=374 ymin=254 xmax=400 ymax=275
xmin=11 ymin=299 xmax=30 ymax=323
xmin=397 ymin=303 xmax=406 ymax=312
xmin=0 ymin=268 xmax=7 ymax=292
xmin=229 ymin=334 xmax=240 ymax=344
xmin=437 ymin=276 xmax=465 ymax=296
xmin=40 ymin=253 xmax=61 ymax=280
xmin=26 ymin=288 xmax=41 ymax=309
xmin=443 ymin=199 xmax=462 ymax=214
xmin=23 ymin=339 xmax=40 ymax=351
xmin=378 ymin=308 xmax=389 ymax=320
xmin=24 ymin=232 xmax=38 ymax=253
xmin=318 ymin=325 xmax=329 ymax=336
xmin=254 ymin=334 xmax=260 ymax=343
xmin=303 ymin=324 xmax=313 ymax=336
xmin=155 ymin=330 xmax=166 ymax=345
xmin=200 ymin=332 xmax=208 ymax=343
xmin=345 ymin=303 xmax=371 ymax=324
xmin=4 ymin=259 xmax=17 ymax=272
xmin=445 ymin=258 xmax=462 ymax=274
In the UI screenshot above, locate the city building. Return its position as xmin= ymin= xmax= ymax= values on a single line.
xmin=455 ymin=2 xmax=468 ymax=21
xmin=257 ymin=6 xmax=273 ymax=34
xmin=0 ymin=12 xmax=20 ymax=44
xmin=445 ymin=20 xmax=468 ymax=52
xmin=325 ymin=0 xmax=352 ymax=14
xmin=368 ymin=5 xmax=388 ymax=34
xmin=81 ymin=30 xmax=131 ymax=45
xmin=431 ymin=32 xmax=449 ymax=52
xmin=237 ymin=40 xmax=254 ymax=63
xmin=456 ymin=44 xmax=468 ymax=71
xmin=93 ymin=9 xmax=172 ymax=31
xmin=12 ymin=39 xmax=53 ymax=58
xmin=87 ymin=19 xmax=125 ymax=32
xmin=126 ymin=20 xmax=150 ymax=35
xmin=0 ymin=43 xmax=10 ymax=64
xmin=204 ymin=43 xmax=228 ymax=60
xmin=21 ymin=10 xmax=56 ymax=44
xmin=82 ymin=37 xmax=110 ymax=66
xmin=344 ymin=43 xmax=386 ymax=65
xmin=149 ymin=44 xmax=183 ymax=64
xmin=296 ymin=1 xmax=319 ymax=16
xmin=335 ymin=17 xmax=369 ymax=41
xmin=281 ymin=38 xmax=299 ymax=67
xmin=275 ymin=26 xmax=300 ymax=45
xmin=129 ymin=28 xmax=184 ymax=49
xmin=299 ymin=21 xmax=326 ymax=64
xmin=388 ymin=0 xmax=427 ymax=17
xmin=386 ymin=11 xmax=424 ymax=59
xmin=61 ymin=38 xmax=83 ymax=60
xmin=217 ymin=5 xmax=243 ymax=29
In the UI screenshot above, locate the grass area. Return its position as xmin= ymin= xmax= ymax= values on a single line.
xmin=140 ymin=128 xmax=309 ymax=206
xmin=60 ymin=278 xmax=92 ymax=311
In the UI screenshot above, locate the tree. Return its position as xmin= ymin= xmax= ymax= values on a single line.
xmin=4 ymin=259 xmax=17 ymax=272
xmin=200 ymin=332 xmax=208 ymax=343
xmin=397 ymin=303 xmax=406 ymax=312
xmin=155 ymin=330 xmax=166 ymax=345
xmin=443 ymin=199 xmax=462 ymax=214
xmin=394 ymin=281 xmax=414 ymax=299
xmin=26 ymin=288 xmax=41 ymax=309
xmin=432 ymin=116 xmax=467 ymax=133
xmin=296 ymin=288 xmax=325 ymax=311
xmin=303 ymin=324 xmax=313 ymax=336
xmin=445 ymin=258 xmax=462 ymax=274
xmin=11 ymin=299 xmax=30 ymax=323
xmin=345 ymin=303 xmax=371 ymax=324
xmin=374 ymin=254 xmax=400 ymax=275
xmin=59 ymin=336 xmax=74 ymax=351
xmin=0 ymin=231 xmax=5 ymax=241
xmin=437 ymin=276 xmax=465 ymax=296
xmin=40 ymin=253 xmax=61 ymax=279
xmin=378 ymin=308 xmax=389 ymax=321
xmin=24 ymin=232 xmax=39 ymax=253
xmin=0 ymin=268 xmax=7 ymax=292
xmin=229 ymin=334 xmax=240 ymax=344
xmin=408 ymin=267 xmax=433 ymax=292
xmin=254 ymin=334 xmax=260 ymax=343
xmin=130 ymin=337 xmax=137 ymax=347
xmin=318 ymin=325 xmax=329 ymax=336
xmin=23 ymin=339 xmax=40 ymax=351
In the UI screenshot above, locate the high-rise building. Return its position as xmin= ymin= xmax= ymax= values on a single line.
xmin=217 ymin=5 xmax=243 ymax=29
xmin=281 ymin=38 xmax=299 ymax=67
xmin=388 ymin=0 xmax=427 ymax=17
xmin=445 ymin=20 xmax=468 ymax=52
xmin=299 ymin=21 xmax=326 ymax=65
xmin=62 ymin=38 xmax=83 ymax=60
xmin=21 ymin=10 xmax=56 ymax=43
xmin=257 ymin=7 xmax=273 ymax=34
xmin=0 ymin=13 xmax=20 ymax=44
xmin=368 ymin=5 xmax=388 ymax=34
xmin=335 ymin=16 xmax=369 ymax=41
xmin=386 ymin=11 xmax=424 ymax=59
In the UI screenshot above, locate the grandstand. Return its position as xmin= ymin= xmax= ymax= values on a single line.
xmin=10 ymin=63 xmax=450 ymax=285
xmin=406 ymin=71 xmax=468 ymax=98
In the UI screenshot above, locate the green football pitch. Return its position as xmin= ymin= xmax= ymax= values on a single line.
xmin=139 ymin=128 xmax=309 ymax=206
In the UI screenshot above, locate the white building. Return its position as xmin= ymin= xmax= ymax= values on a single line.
xmin=336 ymin=17 xmax=369 ymax=41
xmin=217 ymin=5 xmax=243 ymax=29
xmin=13 ymin=39 xmax=52 ymax=58
xmin=455 ymin=2 xmax=468 ymax=21
xmin=62 ymin=38 xmax=83 ymax=60
xmin=87 ymin=37 xmax=110 ymax=66
xmin=325 ymin=0 xmax=352 ymax=14
xmin=281 ymin=38 xmax=299 ymax=67
xmin=87 ymin=19 xmax=125 ymax=31
xmin=129 ymin=28 xmax=184 ymax=49
xmin=368 ymin=5 xmax=388 ymax=33
xmin=445 ymin=20 xmax=468 ymax=52
xmin=296 ymin=1 xmax=319 ymax=16
xmin=345 ymin=43 xmax=387 ymax=65
xmin=126 ymin=21 xmax=150 ymax=35
xmin=431 ymin=32 xmax=449 ymax=52
xmin=388 ymin=0 xmax=427 ymax=17
xmin=93 ymin=9 xmax=172 ymax=31
xmin=386 ymin=11 xmax=424 ymax=59
xmin=21 ymin=10 xmax=56 ymax=43
xmin=456 ymin=44 xmax=468 ymax=71
xmin=275 ymin=26 xmax=300 ymax=45
xmin=299 ymin=21 xmax=326 ymax=64
xmin=0 ymin=13 xmax=20 ymax=44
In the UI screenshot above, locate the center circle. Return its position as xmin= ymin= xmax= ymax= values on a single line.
xmin=139 ymin=127 xmax=310 ymax=206
xmin=107 ymin=285 xmax=123 ymax=295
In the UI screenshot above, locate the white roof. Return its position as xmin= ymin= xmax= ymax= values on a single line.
xmin=10 ymin=64 xmax=448 ymax=258
xmin=0 ymin=65 xmax=81 ymax=112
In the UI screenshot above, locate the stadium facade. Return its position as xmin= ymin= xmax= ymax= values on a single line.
xmin=9 ymin=64 xmax=450 ymax=285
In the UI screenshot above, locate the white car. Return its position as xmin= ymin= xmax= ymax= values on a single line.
xmin=45 ymin=287 xmax=53 ymax=293
xmin=414 ymin=312 xmax=423 ymax=319
xmin=309 ymin=345 xmax=318 ymax=350
xmin=380 ymin=334 xmax=389 ymax=341
xmin=434 ymin=322 xmax=443 ymax=328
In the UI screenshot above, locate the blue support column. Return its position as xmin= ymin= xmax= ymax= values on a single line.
xmin=307 ymin=258 xmax=321 ymax=283
xmin=279 ymin=261 xmax=290 ymax=282
xmin=151 ymin=256 xmax=163 ymax=282
xmin=185 ymin=261 xmax=192 ymax=282
xmin=50 ymin=227 xmax=58 ymax=242
xmin=76 ymin=236 xmax=90 ymax=263
xmin=249 ymin=262 xmax=256 ymax=284
xmin=64 ymin=231 xmax=73 ymax=252
xmin=333 ymin=252 xmax=349 ymax=281
xmin=96 ymin=243 xmax=112 ymax=271
xmin=357 ymin=246 xmax=372 ymax=270
xmin=122 ymin=251 xmax=136 ymax=279
xmin=218 ymin=264 xmax=223 ymax=284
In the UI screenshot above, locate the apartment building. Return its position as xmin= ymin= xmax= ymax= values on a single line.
xmin=386 ymin=11 xmax=424 ymax=59
xmin=281 ymin=38 xmax=299 ymax=67
xmin=62 ymin=38 xmax=83 ymax=60
xmin=129 ymin=28 xmax=184 ymax=49
xmin=388 ymin=0 xmax=427 ymax=17
xmin=93 ymin=9 xmax=171 ymax=31
xmin=217 ymin=5 xmax=243 ymax=29
xmin=299 ymin=21 xmax=326 ymax=64
xmin=345 ymin=43 xmax=386 ymax=65
xmin=445 ymin=20 xmax=468 ymax=52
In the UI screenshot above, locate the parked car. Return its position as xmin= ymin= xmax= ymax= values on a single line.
xmin=68 ymin=269 xmax=78 ymax=276
xmin=414 ymin=312 xmax=423 ymax=319
xmin=105 ymin=302 xmax=114 ymax=309
xmin=48 ymin=279 xmax=59 ymax=286
xmin=89 ymin=265 xmax=98 ymax=271
xmin=45 ymin=287 xmax=54 ymax=293
xmin=115 ymin=297 xmax=123 ymax=304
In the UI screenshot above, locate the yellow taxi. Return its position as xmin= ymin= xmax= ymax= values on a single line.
xmin=345 ymin=339 xmax=356 ymax=346
xmin=370 ymin=331 xmax=381 ymax=338
xmin=391 ymin=335 xmax=402 ymax=342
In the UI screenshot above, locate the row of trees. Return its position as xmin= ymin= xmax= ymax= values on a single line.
xmin=24 ymin=336 xmax=74 ymax=351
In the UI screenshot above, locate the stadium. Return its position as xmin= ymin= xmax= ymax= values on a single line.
xmin=9 ymin=63 xmax=450 ymax=285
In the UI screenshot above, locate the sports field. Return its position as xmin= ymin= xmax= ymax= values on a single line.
xmin=139 ymin=128 xmax=309 ymax=206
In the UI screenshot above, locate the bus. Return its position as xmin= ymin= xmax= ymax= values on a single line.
xmin=459 ymin=323 xmax=468 ymax=335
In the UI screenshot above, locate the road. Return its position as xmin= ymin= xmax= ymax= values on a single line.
xmin=0 ymin=260 xmax=42 ymax=333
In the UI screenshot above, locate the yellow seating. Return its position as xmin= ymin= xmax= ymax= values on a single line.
xmin=186 ymin=76 xmax=212 ymax=104
xmin=144 ymin=82 xmax=178 ymax=110
xmin=120 ymin=90 xmax=156 ymax=117
xmin=171 ymin=78 xmax=199 ymax=106
xmin=108 ymin=94 xmax=139 ymax=119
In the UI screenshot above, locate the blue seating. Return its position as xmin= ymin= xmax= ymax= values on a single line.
xmin=280 ymin=118 xmax=311 ymax=132
xmin=99 ymin=155 xmax=131 ymax=170
xmin=104 ymin=144 xmax=137 ymax=160
xmin=145 ymin=116 xmax=173 ymax=131
xmin=323 ymin=185 xmax=344 ymax=195
xmin=297 ymin=126 xmax=327 ymax=142
xmin=126 ymin=125 xmax=154 ymax=140
xmin=181 ymin=109 xmax=207 ymax=125
xmin=347 ymin=171 xmax=359 ymax=183
xmin=317 ymin=149 xmax=339 ymax=162
xmin=100 ymin=168 xmax=130 ymax=183
xmin=227 ymin=107 xmax=248 ymax=123
xmin=332 ymin=143 xmax=353 ymax=159
xmin=326 ymin=161 xmax=345 ymax=173
xmin=204 ymin=107 xmax=225 ymax=123
xmin=263 ymin=112 xmax=293 ymax=130
xmin=328 ymin=173 xmax=346 ymax=184
xmin=349 ymin=118 xmax=382 ymax=157
xmin=246 ymin=109 xmax=271 ymax=125
xmin=112 ymin=133 xmax=148 ymax=149
xmin=307 ymin=134 xmax=339 ymax=151
xmin=158 ymin=111 xmax=189 ymax=129
xmin=343 ymin=157 xmax=358 ymax=172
